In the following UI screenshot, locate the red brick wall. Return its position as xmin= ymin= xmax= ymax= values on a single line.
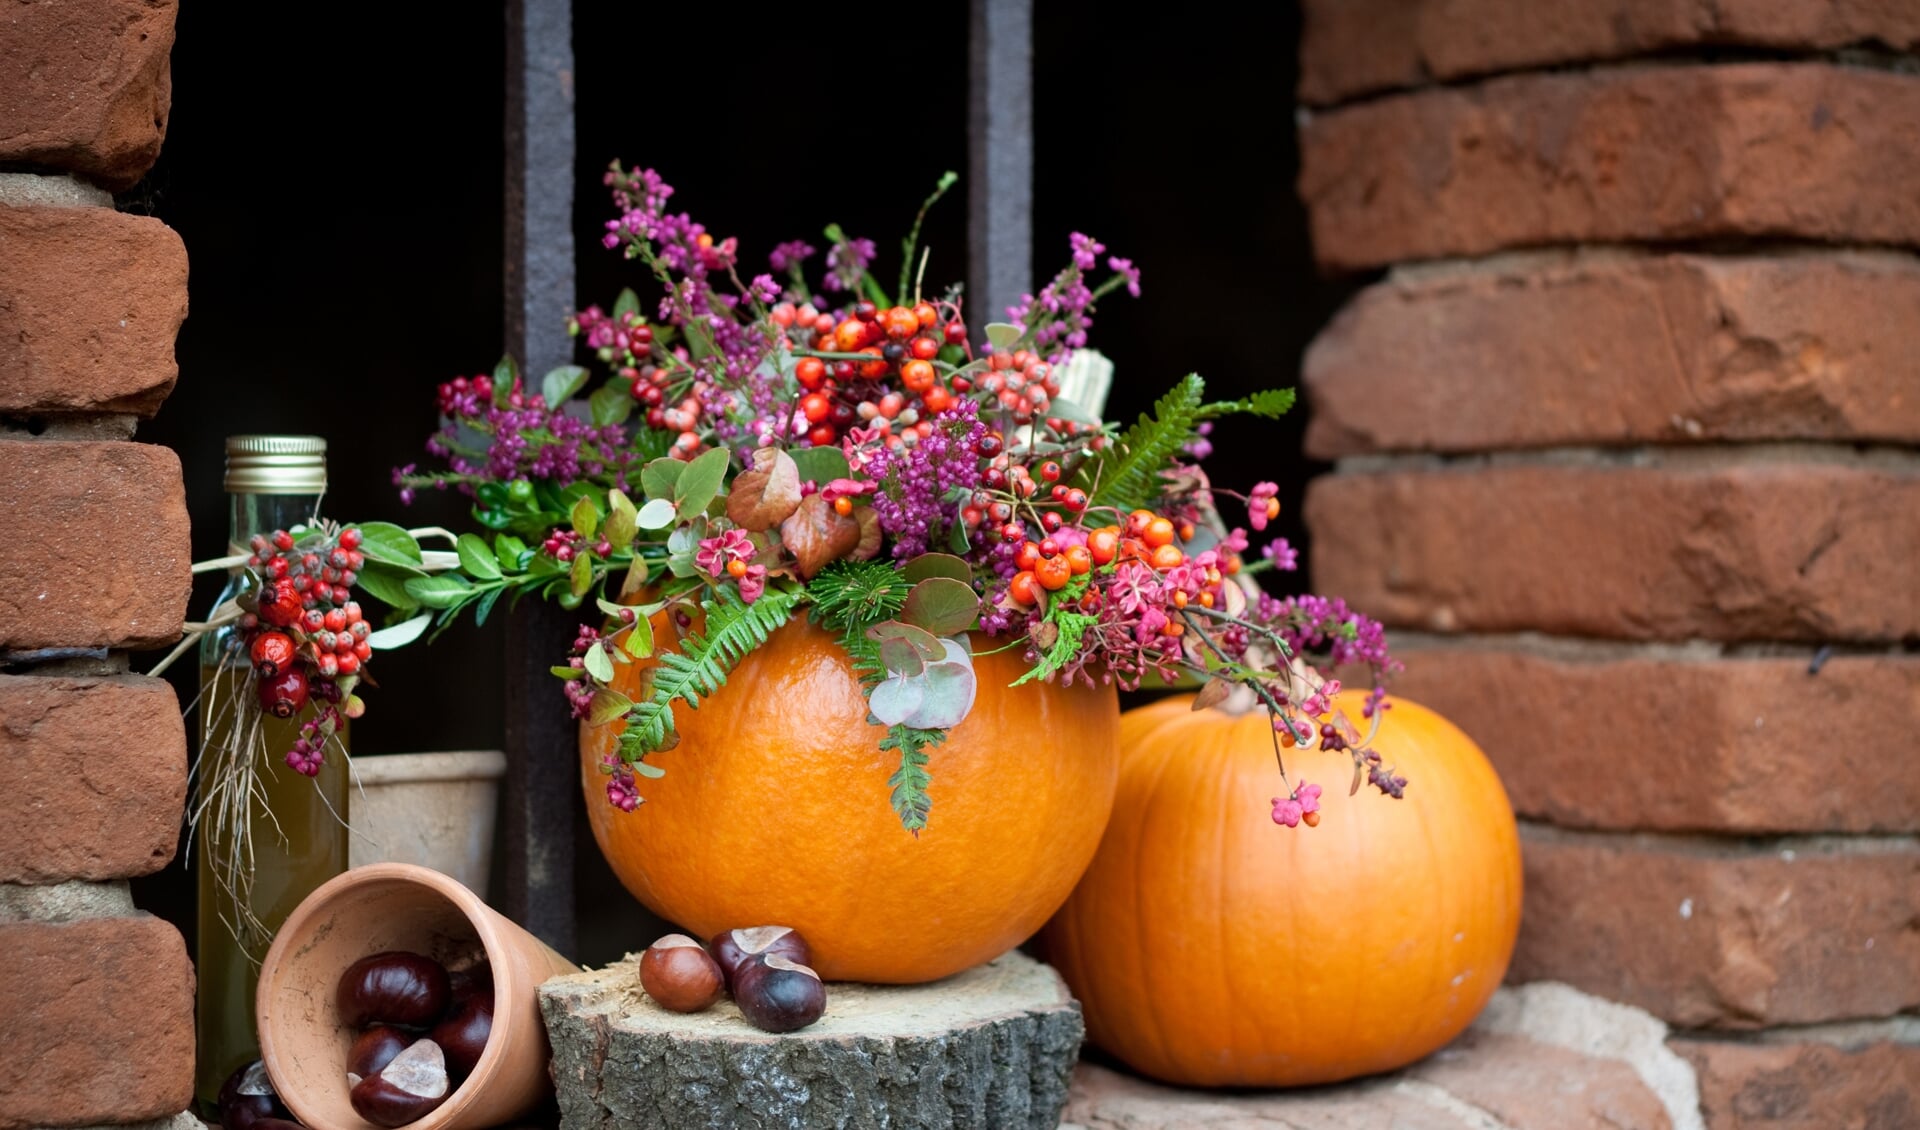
xmin=1297 ymin=3 xmax=1920 ymax=1126
xmin=0 ymin=3 xmax=193 ymax=1127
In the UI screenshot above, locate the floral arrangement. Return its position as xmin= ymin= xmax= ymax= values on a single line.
xmin=394 ymin=165 xmax=1403 ymax=832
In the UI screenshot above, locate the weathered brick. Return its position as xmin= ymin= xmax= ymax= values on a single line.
xmin=0 ymin=0 xmax=176 ymax=191
xmin=0 ymin=204 xmax=187 ymax=417
xmin=1306 ymin=462 xmax=1920 ymax=643
xmin=1304 ymin=251 xmax=1920 ymax=457
xmin=0 ymin=915 xmax=193 ymax=1129
xmin=1510 ymin=827 xmax=1920 ymax=1028
xmin=1300 ymin=0 xmax=1920 ymax=105
xmin=1676 ymin=1037 xmax=1920 ymax=1129
xmin=0 ymin=674 xmax=185 ymax=882
xmin=1390 ymin=650 xmax=1920 ymax=834
xmin=1300 ymin=64 xmax=1920 ymax=273
xmin=0 ymin=441 xmax=190 ymax=651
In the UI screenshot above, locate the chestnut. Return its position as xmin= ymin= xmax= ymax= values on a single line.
xmin=733 ymin=953 xmax=827 ymax=1033
xmin=430 ymin=988 xmax=494 ymax=1080
xmin=349 ymin=1038 xmax=451 ymax=1128
xmin=217 ymin=1059 xmax=290 ymax=1130
xmin=447 ymin=963 xmax=492 ymax=1008
xmin=709 ymin=925 xmax=811 ymax=991
xmin=639 ymin=934 xmax=725 ymax=1013
xmin=347 ymin=1025 xmax=411 ymax=1081
xmin=336 ymin=951 xmax=450 ymax=1030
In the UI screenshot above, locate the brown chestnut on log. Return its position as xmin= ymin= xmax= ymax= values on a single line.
xmin=430 ymin=988 xmax=494 ymax=1080
xmin=218 ymin=1060 xmax=291 ymax=1130
xmin=336 ymin=951 xmax=450 ymax=1029
xmin=346 ymin=1025 xmax=411 ymax=1081
xmin=709 ymin=925 xmax=812 ymax=991
xmin=733 ymin=953 xmax=827 ymax=1033
xmin=639 ymin=934 xmax=726 ymax=1013
xmin=349 ymin=1038 xmax=450 ymax=1128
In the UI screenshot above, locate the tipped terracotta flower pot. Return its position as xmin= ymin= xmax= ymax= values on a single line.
xmin=256 ymin=862 xmax=579 ymax=1130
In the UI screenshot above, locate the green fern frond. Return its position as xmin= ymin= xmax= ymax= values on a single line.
xmin=1077 ymin=373 xmax=1206 ymax=514
xmin=1201 ymin=387 xmax=1295 ymax=420
xmin=1010 ymin=609 xmax=1098 ymax=688
xmin=617 ymin=587 xmax=799 ymax=764
xmin=881 ymin=726 xmax=938 ymax=832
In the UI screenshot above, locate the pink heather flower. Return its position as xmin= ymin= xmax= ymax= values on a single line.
xmin=769 ymin=240 xmax=816 ymax=272
xmin=1108 ymin=256 xmax=1142 ymax=297
xmin=1272 ymin=782 xmax=1321 ymax=827
xmin=694 ymin=528 xmax=754 ymax=578
xmin=748 ymin=273 xmax=781 ymax=305
xmin=1248 ymin=482 xmax=1281 ymax=531
xmin=1069 ymin=232 xmax=1105 ymax=270
xmin=1263 ymin=537 xmax=1299 ymax=571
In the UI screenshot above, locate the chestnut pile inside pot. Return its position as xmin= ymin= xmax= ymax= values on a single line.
xmin=335 ymin=951 xmax=493 ymax=1127
xmin=639 ymin=925 xmax=827 ymax=1033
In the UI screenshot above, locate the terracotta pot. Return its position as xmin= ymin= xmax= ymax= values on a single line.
xmin=256 ymin=862 xmax=579 ymax=1130
xmin=348 ymin=751 xmax=507 ymax=894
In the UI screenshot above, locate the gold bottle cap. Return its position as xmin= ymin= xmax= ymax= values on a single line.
xmin=223 ymin=435 xmax=327 ymax=495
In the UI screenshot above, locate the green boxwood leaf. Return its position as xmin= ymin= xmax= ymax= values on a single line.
xmin=569 ymin=551 xmax=594 ymax=597
xmin=584 ymin=642 xmax=615 ymax=682
xmin=985 ymin=322 xmax=1022 ymax=349
xmin=403 ymin=575 xmax=472 ymax=609
xmin=357 ymin=521 xmax=423 ymax=567
xmin=588 ymin=689 xmax=633 ymax=726
xmin=492 ymin=355 xmax=519 ymax=406
xmin=542 ymin=364 xmax=590 ymax=407
xmin=551 ymin=665 xmax=584 ymax=680
xmin=673 ymin=446 xmax=730 ymax=516
xmin=457 ymin=533 xmax=503 ymax=581
xmin=354 ymin=562 xmax=421 ymax=611
xmin=621 ymin=615 xmax=654 ymax=658
xmin=900 ymin=576 xmax=979 ymax=636
xmin=589 ymin=383 xmax=632 ymax=427
xmin=632 ymin=760 xmax=666 ymax=779
xmin=612 ymin=287 xmax=642 ymax=322
xmin=365 ymin=612 xmax=432 ymax=650
xmin=790 ymin=445 xmax=850 ymax=485
xmin=605 ymin=489 xmax=639 ymax=550
xmin=494 ymin=534 xmax=529 ymax=573
xmin=571 ymin=495 xmax=601 ymax=540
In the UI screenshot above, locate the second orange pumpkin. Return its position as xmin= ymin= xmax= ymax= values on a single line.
xmin=1043 ymin=690 xmax=1523 ymax=1087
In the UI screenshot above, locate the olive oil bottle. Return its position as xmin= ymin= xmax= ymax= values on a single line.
xmin=194 ymin=436 xmax=348 ymax=1108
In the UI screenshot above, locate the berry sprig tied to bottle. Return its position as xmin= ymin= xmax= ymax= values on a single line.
xmin=399 ymin=164 xmax=1406 ymax=833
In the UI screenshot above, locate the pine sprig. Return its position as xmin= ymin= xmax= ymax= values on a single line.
xmin=812 ymin=562 xmax=945 ymax=832
xmin=807 ymin=560 xmax=912 ymax=633
xmin=619 ymin=587 xmax=799 ymax=762
xmin=1078 ymin=373 xmax=1207 ymax=514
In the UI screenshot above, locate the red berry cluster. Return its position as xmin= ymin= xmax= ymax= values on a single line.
xmin=780 ymin=299 xmax=957 ymax=449
xmin=235 ymin=526 xmax=372 ymax=777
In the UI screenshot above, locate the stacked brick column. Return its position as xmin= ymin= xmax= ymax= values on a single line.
xmin=0 ymin=3 xmax=195 ymax=1129
xmin=1296 ymin=3 xmax=1919 ymax=1127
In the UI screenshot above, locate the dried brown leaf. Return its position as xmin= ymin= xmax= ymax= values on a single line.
xmin=727 ymin=447 xmax=802 ymax=532
xmin=850 ymin=506 xmax=883 ymax=561
xmin=778 ymin=494 xmax=861 ymax=579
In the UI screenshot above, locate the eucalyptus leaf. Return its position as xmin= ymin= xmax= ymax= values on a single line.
xmin=866 ymin=619 xmax=943 ymax=660
xmin=636 ymin=497 xmax=677 ymax=530
xmin=457 ymin=533 xmax=503 ymax=581
xmin=900 ymin=576 xmax=979 ymax=636
xmin=879 ymin=637 xmax=927 ymax=679
xmin=790 ymin=445 xmax=851 ymax=485
xmin=640 ymin=457 xmax=686 ymax=501
xmin=869 ymin=677 xmax=926 ymax=727
xmin=364 ymin=612 xmax=433 ymax=650
xmin=356 ymin=521 xmax=424 ymax=567
xmin=901 ymin=553 xmax=973 ymax=585
xmin=673 ymin=446 xmax=730 ymax=515
xmin=904 ymin=656 xmax=977 ymax=729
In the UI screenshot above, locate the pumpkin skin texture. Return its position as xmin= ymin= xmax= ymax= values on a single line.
xmin=1042 ymin=690 xmax=1522 ymax=1088
xmin=581 ymin=615 xmax=1120 ymax=984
